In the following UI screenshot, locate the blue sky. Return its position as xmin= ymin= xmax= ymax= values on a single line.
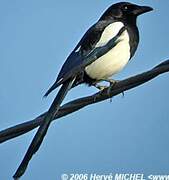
xmin=1 ymin=0 xmax=169 ymax=180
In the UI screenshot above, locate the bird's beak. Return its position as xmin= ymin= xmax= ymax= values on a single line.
xmin=133 ymin=5 xmax=153 ymax=16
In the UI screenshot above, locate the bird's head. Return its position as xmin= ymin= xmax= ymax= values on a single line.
xmin=100 ymin=2 xmax=153 ymax=23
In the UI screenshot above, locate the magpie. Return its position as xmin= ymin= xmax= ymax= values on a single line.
xmin=13 ymin=2 xmax=153 ymax=179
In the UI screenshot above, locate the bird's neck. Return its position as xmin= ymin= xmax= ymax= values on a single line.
xmin=124 ymin=16 xmax=137 ymax=26
xmin=126 ymin=23 xmax=139 ymax=58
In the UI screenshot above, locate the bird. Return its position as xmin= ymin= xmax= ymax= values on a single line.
xmin=13 ymin=2 xmax=153 ymax=179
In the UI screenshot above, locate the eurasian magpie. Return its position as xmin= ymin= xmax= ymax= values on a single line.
xmin=13 ymin=2 xmax=153 ymax=179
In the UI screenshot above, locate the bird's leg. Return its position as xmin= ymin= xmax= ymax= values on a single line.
xmin=92 ymin=79 xmax=124 ymax=102
xmin=101 ymin=78 xmax=125 ymax=97
xmin=92 ymin=79 xmax=115 ymax=101
xmin=91 ymin=82 xmax=109 ymax=102
xmin=101 ymin=78 xmax=119 ymax=86
xmin=91 ymin=82 xmax=108 ymax=91
xmin=95 ymin=84 xmax=108 ymax=91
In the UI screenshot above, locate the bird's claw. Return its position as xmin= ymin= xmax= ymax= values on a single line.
xmin=96 ymin=85 xmax=108 ymax=91
xmin=92 ymin=79 xmax=124 ymax=102
xmin=104 ymin=79 xmax=119 ymax=86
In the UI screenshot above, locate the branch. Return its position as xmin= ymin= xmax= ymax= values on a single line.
xmin=0 ymin=59 xmax=169 ymax=144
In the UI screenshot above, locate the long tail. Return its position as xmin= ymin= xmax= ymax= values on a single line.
xmin=13 ymin=77 xmax=75 ymax=179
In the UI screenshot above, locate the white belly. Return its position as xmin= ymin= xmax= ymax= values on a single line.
xmin=85 ymin=30 xmax=130 ymax=80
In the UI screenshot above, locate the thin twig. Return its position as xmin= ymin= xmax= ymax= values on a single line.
xmin=0 ymin=59 xmax=169 ymax=144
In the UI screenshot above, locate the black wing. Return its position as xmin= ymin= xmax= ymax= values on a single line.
xmin=45 ymin=20 xmax=125 ymax=96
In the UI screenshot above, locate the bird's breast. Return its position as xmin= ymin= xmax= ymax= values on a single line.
xmin=85 ymin=29 xmax=130 ymax=80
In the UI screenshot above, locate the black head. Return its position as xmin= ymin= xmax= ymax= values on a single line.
xmin=100 ymin=2 xmax=153 ymax=24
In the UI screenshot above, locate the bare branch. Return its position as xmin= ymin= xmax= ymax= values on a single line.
xmin=0 ymin=59 xmax=169 ymax=144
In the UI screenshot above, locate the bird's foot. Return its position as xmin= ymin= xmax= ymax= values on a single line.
xmin=92 ymin=81 xmax=108 ymax=91
xmin=101 ymin=79 xmax=118 ymax=97
xmin=92 ymin=79 xmax=124 ymax=102
xmin=95 ymin=85 xmax=108 ymax=91
xmin=106 ymin=79 xmax=125 ymax=97
xmin=92 ymin=83 xmax=109 ymax=102
xmin=102 ymin=79 xmax=125 ymax=99
xmin=102 ymin=79 xmax=119 ymax=86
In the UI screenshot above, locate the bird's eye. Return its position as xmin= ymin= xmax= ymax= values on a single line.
xmin=123 ymin=5 xmax=128 ymax=11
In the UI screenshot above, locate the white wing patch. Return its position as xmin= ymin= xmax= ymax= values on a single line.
xmin=95 ymin=22 xmax=124 ymax=47
xmin=85 ymin=29 xmax=130 ymax=80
